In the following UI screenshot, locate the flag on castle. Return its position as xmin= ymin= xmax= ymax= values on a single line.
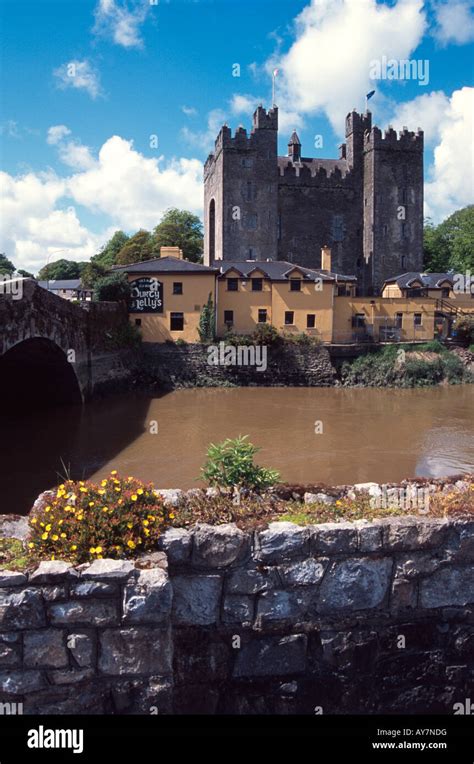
xmin=366 ymin=89 xmax=376 ymax=110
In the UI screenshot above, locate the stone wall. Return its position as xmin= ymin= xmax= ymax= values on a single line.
xmin=1 ymin=516 xmax=473 ymax=715
xmin=141 ymin=342 xmax=337 ymax=388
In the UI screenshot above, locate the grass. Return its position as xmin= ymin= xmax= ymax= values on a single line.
xmin=0 ymin=537 xmax=29 ymax=571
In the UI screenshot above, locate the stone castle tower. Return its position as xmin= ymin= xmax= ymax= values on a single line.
xmin=203 ymin=106 xmax=424 ymax=294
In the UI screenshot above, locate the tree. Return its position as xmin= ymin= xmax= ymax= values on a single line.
xmin=115 ymin=230 xmax=153 ymax=266
xmin=94 ymin=273 xmax=130 ymax=302
xmin=198 ymin=293 xmax=215 ymax=342
xmin=423 ymin=206 xmax=474 ymax=273
xmin=17 ymin=269 xmax=35 ymax=279
xmin=81 ymin=260 xmax=107 ymax=288
xmin=37 ymin=259 xmax=83 ymax=281
xmin=151 ymin=208 xmax=203 ymax=263
xmin=0 ymin=254 xmax=15 ymax=275
xmin=93 ymin=231 xmax=130 ymax=269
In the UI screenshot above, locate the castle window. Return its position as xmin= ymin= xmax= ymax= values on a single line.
xmin=241 ymin=158 xmax=253 ymax=168
xmin=248 ymin=248 xmax=255 ymax=260
xmin=402 ymin=188 xmax=407 ymax=203
xmin=224 ymin=310 xmax=234 ymax=326
xmin=356 ymin=258 xmax=362 ymax=268
xmin=401 ymin=223 xmax=407 ymax=239
xmin=258 ymin=309 xmax=267 ymax=323
xmin=209 ymin=199 xmax=215 ymax=261
xmin=227 ymin=278 xmax=238 ymax=292
xmin=306 ymin=314 xmax=315 ymax=328
xmin=170 ymin=312 xmax=184 ymax=331
xmin=383 ymin=225 xmax=388 ymax=236
xmin=284 ymin=311 xmax=294 ymax=325
xmin=246 ymin=213 xmax=258 ymax=230
xmin=246 ymin=181 xmax=255 ymax=201
xmin=251 ymin=278 xmax=263 ymax=292
xmin=173 ymin=282 xmax=183 ymax=295
xmin=401 ymin=255 xmax=406 ymax=269
xmin=290 ymin=278 xmax=301 ymax=292
xmin=278 ymin=214 xmax=282 ymax=240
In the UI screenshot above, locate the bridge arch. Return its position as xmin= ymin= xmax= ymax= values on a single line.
xmin=0 ymin=337 xmax=83 ymax=409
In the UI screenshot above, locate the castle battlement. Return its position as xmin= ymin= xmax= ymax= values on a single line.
xmin=365 ymin=125 xmax=424 ymax=152
xmin=277 ymin=160 xmax=351 ymax=185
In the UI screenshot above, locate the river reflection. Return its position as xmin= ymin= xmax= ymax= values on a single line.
xmin=0 ymin=386 xmax=473 ymax=515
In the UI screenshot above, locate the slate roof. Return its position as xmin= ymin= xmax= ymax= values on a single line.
xmin=112 ymin=256 xmax=218 ymax=274
xmin=38 ymin=279 xmax=82 ymax=290
xmin=383 ymin=272 xmax=454 ymax=290
xmin=218 ymin=260 xmax=356 ymax=282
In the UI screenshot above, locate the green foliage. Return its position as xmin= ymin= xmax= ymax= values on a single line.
xmin=17 ymin=269 xmax=34 ymax=279
xmin=103 ymin=322 xmax=142 ymax=349
xmin=152 ymin=208 xmax=203 ymax=263
xmin=454 ymin=315 xmax=474 ymax=345
xmin=93 ymin=231 xmax=130 ymax=269
xmin=94 ymin=273 xmax=130 ymax=302
xmin=198 ymin=293 xmax=215 ymax=342
xmin=80 ymin=260 xmax=107 ymax=288
xmin=27 ymin=473 xmax=173 ymax=565
xmin=423 ymin=206 xmax=474 ymax=273
xmin=37 ymin=259 xmax=83 ymax=281
xmin=405 ymin=340 xmax=444 ymax=354
xmin=116 ymin=230 xmax=153 ymax=266
xmin=175 ymin=338 xmax=187 ymax=346
xmin=251 ymin=323 xmax=282 ymax=346
xmin=0 ymin=253 xmax=15 ymax=275
xmin=403 ymin=357 xmax=444 ymax=386
xmin=201 ymin=435 xmax=280 ymax=491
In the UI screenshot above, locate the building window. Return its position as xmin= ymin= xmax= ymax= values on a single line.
xmin=395 ymin=312 xmax=403 ymax=328
xmin=441 ymin=288 xmax=449 ymax=298
xmin=307 ymin=314 xmax=315 ymax=328
xmin=290 ymin=278 xmax=301 ymax=292
xmin=251 ymin=278 xmax=263 ymax=291
xmin=170 ymin=312 xmax=184 ymax=331
xmin=224 ymin=310 xmax=234 ymax=326
xmin=246 ymin=213 xmax=258 ymax=230
xmin=241 ymin=158 xmax=253 ymax=168
xmin=227 ymin=278 xmax=238 ymax=291
xmin=209 ymin=199 xmax=215 ymax=261
xmin=173 ymin=282 xmax=183 ymax=295
xmin=135 ymin=318 xmax=142 ymax=327
xmin=246 ymin=181 xmax=254 ymax=201
xmin=284 ymin=311 xmax=294 ymax=325
xmin=258 ymin=309 xmax=267 ymax=323
xmin=248 ymin=248 xmax=255 ymax=260
xmin=414 ymin=313 xmax=422 ymax=327
xmin=352 ymin=313 xmax=366 ymax=328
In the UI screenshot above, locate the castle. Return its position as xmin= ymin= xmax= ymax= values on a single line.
xmin=203 ymin=106 xmax=424 ymax=295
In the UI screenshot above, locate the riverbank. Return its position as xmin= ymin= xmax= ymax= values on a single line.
xmin=133 ymin=340 xmax=474 ymax=392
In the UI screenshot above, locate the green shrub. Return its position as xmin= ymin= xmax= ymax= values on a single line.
xmin=251 ymin=323 xmax=281 ymax=346
xmin=104 ymin=321 xmax=141 ymax=349
xmin=454 ymin=316 xmax=474 ymax=345
xmin=406 ymin=340 xmax=444 ymax=354
xmin=441 ymin=353 xmax=465 ymax=382
xmin=175 ymin=338 xmax=187 ymax=346
xmin=94 ymin=273 xmax=130 ymax=302
xmin=198 ymin=293 xmax=215 ymax=342
xmin=27 ymin=472 xmax=174 ymax=564
xmin=201 ymin=435 xmax=280 ymax=491
xmin=403 ymin=357 xmax=444 ymax=386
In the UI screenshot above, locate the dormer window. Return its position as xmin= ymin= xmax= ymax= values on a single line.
xmin=290 ymin=278 xmax=301 ymax=292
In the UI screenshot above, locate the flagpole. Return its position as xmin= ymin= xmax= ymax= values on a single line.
xmin=272 ymin=72 xmax=276 ymax=107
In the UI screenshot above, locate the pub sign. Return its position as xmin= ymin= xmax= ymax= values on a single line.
xmin=129 ymin=278 xmax=163 ymax=313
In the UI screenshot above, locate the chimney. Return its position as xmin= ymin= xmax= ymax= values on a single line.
xmin=321 ymin=245 xmax=332 ymax=272
xmin=160 ymin=246 xmax=183 ymax=259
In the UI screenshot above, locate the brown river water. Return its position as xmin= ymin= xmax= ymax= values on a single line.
xmin=0 ymin=386 xmax=473 ymax=516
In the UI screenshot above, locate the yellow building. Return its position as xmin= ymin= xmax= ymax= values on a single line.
xmin=216 ymin=259 xmax=356 ymax=342
xmin=113 ymin=251 xmax=218 ymax=343
xmin=114 ymin=249 xmax=472 ymax=345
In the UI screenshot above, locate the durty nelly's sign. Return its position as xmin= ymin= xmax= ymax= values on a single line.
xmin=129 ymin=278 xmax=163 ymax=313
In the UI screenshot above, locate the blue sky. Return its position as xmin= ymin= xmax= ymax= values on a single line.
xmin=1 ymin=0 xmax=473 ymax=273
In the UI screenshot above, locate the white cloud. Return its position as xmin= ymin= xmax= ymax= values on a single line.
xmin=93 ymin=0 xmax=151 ymax=49
xmin=433 ymin=1 xmax=474 ymax=46
xmin=53 ymin=60 xmax=102 ymax=99
xmin=0 ymin=120 xmax=20 ymax=138
xmin=47 ymin=125 xmax=72 ymax=145
xmin=268 ymin=0 xmax=427 ymax=133
xmin=181 ymin=108 xmax=227 ymax=153
xmin=423 ymin=87 xmax=474 ymax=221
xmin=230 ymin=92 xmax=305 ymax=136
xmin=182 ymin=105 xmax=197 ymax=117
xmin=1 ymin=130 xmax=204 ymax=273
xmin=387 ymin=91 xmax=450 ymax=145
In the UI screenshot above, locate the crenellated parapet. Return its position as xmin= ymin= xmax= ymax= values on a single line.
xmin=364 ymin=125 xmax=424 ymax=152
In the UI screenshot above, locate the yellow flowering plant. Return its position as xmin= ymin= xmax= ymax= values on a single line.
xmin=27 ymin=472 xmax=172 ymax=564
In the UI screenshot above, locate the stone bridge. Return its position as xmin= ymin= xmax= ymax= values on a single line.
xmin=0 ymin=279 xmax=136 ymax=406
